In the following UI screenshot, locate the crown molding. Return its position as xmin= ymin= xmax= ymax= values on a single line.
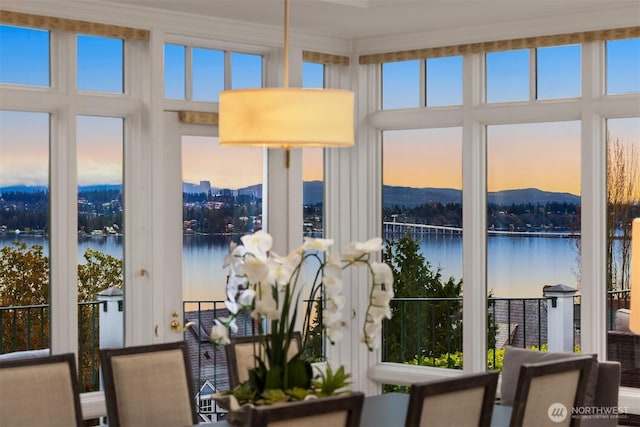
xmin=0 ymin=0 xmax=352 ymax=55
xmin=355 ymin=4 xmax=640 ymax=55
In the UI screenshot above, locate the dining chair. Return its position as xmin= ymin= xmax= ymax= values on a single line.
xmin=100 ymin=341 xmax=198 ymax=427
xmin=404 ymin=371 xmax=499 ymax=427
xmin=226 ymin=331 xmax=302 ymax=389
xmin=247 ymin=392 xmax=365 ymax=427
xmin=509 ymin=355 xmax=595 ymax=427
xmin=0 ymin=352 xmax=83 ymax=427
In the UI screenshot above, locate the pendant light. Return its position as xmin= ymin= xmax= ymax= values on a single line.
xmin=218 ymin=0 xmax=354 ymax=166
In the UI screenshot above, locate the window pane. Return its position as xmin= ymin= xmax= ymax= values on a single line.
xmin=0 ymin=111 xmax=50 ymax=355
xmin=181 ymin=136 xmax=263 ymax=420
xmin=181 ymin=135 xmax=263 ymax=302
xmin=182 ymin=135 xmax=264 ymax=421
xmin=426 ymin=56 xmax=462 ymax=107
xmin=382 ymin=60 xmax=420 ymax=110
xmin=486 ymin=49 xmax=529 ymax=103
xmin=77 ymin=115 xmax=123 ymax=392
xmin=231 ymin=52 xmax=262 ymax=89
xmin=0 ymin=25 xmax=49 ymax=87
xmin=607 ymin=38 xmax=640 ymax=94
xmin=537 ymin=45 xmax=581 ymax=99
xmin=77 ymin=35 xmax=123 ymax=93
xmin=487 ymin=121 xmax=580 ymax=359
xmin=193 ymin=48 xmax=224 ymax=102
xmin=303 ymin=62 xmax=324 ymax=88
xmin=302 ymin=148 xmax=323 ymax=235
xmin=382 ymin=128 xmax=463 ymax=368
xmin=606 ymin=117 xmax=639 ymax=389
xmin=165 ymin=44 xmax=186 ymax=99
xmin=303 ymin=61 xmax=324 ymax=237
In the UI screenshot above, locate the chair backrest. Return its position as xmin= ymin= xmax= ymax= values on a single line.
xmin=100 ymin=341 xmax=198 ymax=427
xmin=405 ymin=371 xmax=499 ymax=427
xmin=581 ymin=362 xmax=621 ymax=427
xmin=509 ymin=355 xmax=594 ymax=427
xmin=226 ymin=332 xmax=302 ymax=389
xmin=248 ymin=392 xmax=365 ymax=427
xmin=0 ymin=352 xmax=83 ymax=427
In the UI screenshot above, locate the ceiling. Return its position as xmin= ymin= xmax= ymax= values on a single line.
xmin=95 ymin=0 xmax=639 ymax=40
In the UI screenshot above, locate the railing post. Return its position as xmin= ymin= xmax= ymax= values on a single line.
xmin=543 ymin=284 xmax=578 ymax=352
xmin=97 ymin=287 xmax=124 ymax=349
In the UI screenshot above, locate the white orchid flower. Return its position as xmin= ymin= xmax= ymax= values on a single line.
xmin=368 ymin=304 xmax=391 ymax=321
xmin=302 ymin=237 xmax=334 ymax=252
xmin=237 ymin=289 xmax=256 ymax=307
xmin=210 ymin=320 xmax=230 ymax=345
xmin=237 ymin=256 xmax=270 ymax=283
xmin=218 ymin=316 xmax=238 ymax=334
xmin=326 ymin=327 xmax=343 ymax=343
xmin=371 ymin=287 xmax=394 ymax=309
xmin=241 ymin=230 xmax=272 ymax=261
xmin=225 ymin=300 xmax=239 ymax=315
xmin=253 ymin=295 xmax=280 ymax=321
xmin=326 ymin=293 xmax=346 ymax=310
xmin=215 ymin=230 xmax=394 ymax=363
xmin=363 ymin=321 xmax=381 ymax=348
xmin=342 ymin=237 xmax=383 ymax=262
xmin=323 ymin=308 xmax=343 ymax=326
xmin=267 ymin=254 xmax=295 ymax=288
xmin=323 ymin=260 xmax=342 ymax=280
xmin=371 ymin=262 xmax=394 ymax=287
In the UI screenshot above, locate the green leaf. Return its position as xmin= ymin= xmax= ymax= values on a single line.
xmin=264 ymin=365 xmax=283 ymax=390
xmin=312 ymin=364 xmax=351 ymax=397
xmin=285 ymin=359 xmax=312 ymax=390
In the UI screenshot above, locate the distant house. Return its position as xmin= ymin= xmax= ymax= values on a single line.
xmin=195 ymin=379 xmax=224 ymax=423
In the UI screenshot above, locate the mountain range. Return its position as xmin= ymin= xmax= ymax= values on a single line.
xmin=1 ymin=182 xmax=580 ymax=207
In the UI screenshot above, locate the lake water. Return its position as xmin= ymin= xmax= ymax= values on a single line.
xmin=0 ymin=232 xmax=581 ymax=300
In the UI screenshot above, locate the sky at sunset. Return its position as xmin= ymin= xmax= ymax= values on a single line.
xmin=0 ymin=26 xmax=639 ymax=195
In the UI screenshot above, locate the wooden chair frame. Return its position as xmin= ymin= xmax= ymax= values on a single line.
xmin=0 ymin=352 xmax=83 ymax=427
xmin=405 ymin=371 xmax=499 ymax=427
xmin=225 ymin=331 xmax=302 ymax=389
xmin=248 ymin=392 xmax=365 ymax=427
xmin=100 ymin=341 xmax=198 ymax=427
xmin=509 ymin=355 xmax=595 ymax=427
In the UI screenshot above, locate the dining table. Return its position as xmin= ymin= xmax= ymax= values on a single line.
xmin=203 ymin=392 xmax=512 ymax=426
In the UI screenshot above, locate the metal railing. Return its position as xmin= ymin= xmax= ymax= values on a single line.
xmin=0 ymin=289 xmax=631 ymax=421
xmin=0 ymin=301 xmax=104 ymax=392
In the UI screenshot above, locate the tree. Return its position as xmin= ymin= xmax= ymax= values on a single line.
xmin=382 ymin=230 xmax=463 ymax=363
xmin=0 ymin=242 xmax=122 ymax=392
xmin=0 ymin=242 xmax=49 ymax=353
xmin=607 ymin=134 xmax=640 ymax=291
xmin=77 ymin=249 xmax=123 ymax=391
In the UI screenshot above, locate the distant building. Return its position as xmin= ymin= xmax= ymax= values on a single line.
xmin=199 ymin=181 xmax=211 ymax=195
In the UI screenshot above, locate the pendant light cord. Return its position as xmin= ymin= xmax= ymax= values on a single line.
xmin=284 ymin=0 xmax=291 ymax=162
xmin=284 ymin=0 xmax=290 ymax=89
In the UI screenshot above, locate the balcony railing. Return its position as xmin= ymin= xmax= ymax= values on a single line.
xmin=0 ymin=290 xmax=631 ymax=422
xmin=0 ymin=301 xmax=104 ymax=392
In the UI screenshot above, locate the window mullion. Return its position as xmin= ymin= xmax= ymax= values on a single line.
xmin=462 ymin=52 xmax=487 ymax=374
xmin=530 ymin=48 xmax=537 ymax=100
xmin=420 ymin=59 xmax=426 ymax=107
xmin=49 ymin=30 xmax=79 ymax=356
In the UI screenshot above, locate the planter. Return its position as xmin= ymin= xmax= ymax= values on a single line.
xmin=212 ymin=392 xmax=321 ymax=427
xmin=212 ymin=393 xmax=253 ymax=426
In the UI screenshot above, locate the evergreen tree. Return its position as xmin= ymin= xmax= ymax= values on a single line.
xmin=382 ymin=231 xmax=463 ymax=363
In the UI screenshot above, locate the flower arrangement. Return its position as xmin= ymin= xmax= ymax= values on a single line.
xmin=210 ymin=230 xmax=394 ymax=406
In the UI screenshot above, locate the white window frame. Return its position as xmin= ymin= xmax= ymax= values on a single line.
xmin=348 ymin=41 xmax=640 ymax=413
xmin=2 ymin=0 xmax=638 ymax=417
